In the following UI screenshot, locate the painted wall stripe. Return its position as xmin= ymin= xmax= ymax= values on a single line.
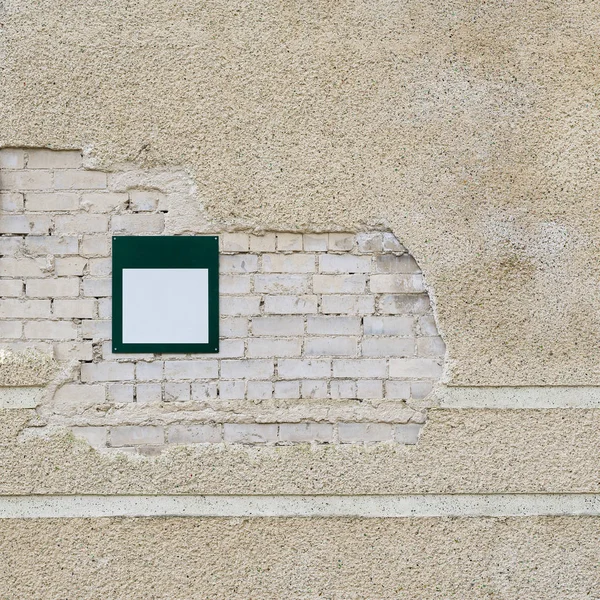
xmin=436 ymin=386 xmax=600 ymax=408
xmin=1 ymin=494 xmax=600 ymax=518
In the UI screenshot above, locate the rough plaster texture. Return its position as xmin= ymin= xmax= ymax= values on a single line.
xmin=1 ymin=517 xmax=599 ymax=599
xmin=2 ymin=0 xmax=600 ymax=384
xmin=2 ymin=408 xmax=600 ymax=495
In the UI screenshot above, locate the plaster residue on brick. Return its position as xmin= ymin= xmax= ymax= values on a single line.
xmin=0 ymin=349 xmax=58 ymax=387
xmin=1 ymin=148 xmax=445 ymax=449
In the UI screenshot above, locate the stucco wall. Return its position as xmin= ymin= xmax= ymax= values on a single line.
xmin=1 ymin=1 xmax=599 ymax=597
xmin=2 ymin=0 xmax=600 ymax=384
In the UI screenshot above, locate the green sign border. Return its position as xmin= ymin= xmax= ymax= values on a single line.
xmin=112 ymin=235 xmax=219 ymax=354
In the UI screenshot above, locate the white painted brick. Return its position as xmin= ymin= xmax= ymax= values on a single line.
xmin=385 ymin=380 xmax=411 ymax=399
xmin=221 ymin=359 xmax=274 ymax=379
xmin=81 ymin=192 xmax=128 ymax=213
xmin=24 ymin=321 xmax=77 ymax=340
xmin=332 ymin=359 xmax=386 ymax=378
xmin=328 ymin=233 xmax=355 ymax=251
xmin=362 ymin=337 xmax=415 ymax=358
xmin=313 ymin=274 xmax=367 ymax=294
xmin=0 ymin=215 xmax=29 ymax=234
xmin=81 ymin=235 xmax=110 ymax=257
xmin=395 ymin=424 xmax=422 ymax=444
xmin=0 ymin=170 xmax=52 ymax=190
xmin=168 ymin=424 xmax=222 ymax=444
xmin=129 ymin=190 xmax=159 ymax=212
xmin=224 ymin=424 xmax=278 ymax=444
xmin=110 ymin=426 xmax=164 ymax=446
xmin=319 ymin=254 xmax=371 ymax=274
xmin=98 ymin=298 xmax=112 ymax=318
xmin=370 ymin=274 xmax=425 ymax=294
xmin=306 ymin=316 xmax=361 ymax=335
xmin=262 ymin=253 xmax=315 ymax=273
xmin=219 ymin=380 xmax=245 ymax=399
xmin=356 ymin=232 xmax=383 ymax=253
xmin=81 ymin=362 xmax=134 ymax=382
xmin=247 ymin=380 xmax=273 ymax=399
xmin=248 ymin=338 xmax=301 ymax=358
xmin=254 ymin=274 xmax=309 ymax=294
xmin=389 ymin=358 xmax=443 ymax=379
xmin=54 ymin=170 xmax=106 ymax=190
xmin=339 ymin=423 xmax=393 ymax=443
xmin=82 ymin=319 xmax=111 ymax=340
xmin=411 ymin=381 xmax=433 ymax=399
xmin=276 ymin=233 xmax=302 ymax=251
xmin=378 ymin=294 xmax=430 ymax=315
xmin=274 ymin=380 xmax=300 ymax=398
xmin=303 ymin=233 xmax=328 ymax=251
xmin=263 ymin=295 xmax=318 ymax=314
xmin=382 ymin=232 xmax=406 ymax=253
xmin=221 ymin=317 xmax=249 ymax=338
xmin=279 ymin=423 xmax=333 ymax=442
xmin=88 ymin=258 xmax=112 ymax=277
xmin=0 ymin=149 xmax=25 ymax=169
xmin=417 ymin=336 xmax=446 ymax=357
xmin=0 ymin=299 xmax=51 ymax=318
xmin=364 ymin=316 xmax=413 ymax=336
xmin=27 ymin=149 xmax=82 ymax=169
xmin=136 ymin=361 xmax=164 ymax=381
xmin=26 ymin=278 xmax=79 ymax=298
xmin=55 ymin=257 xmax=87 ymax=276
xmin=0 ymin=192 xmax=24 ymax=211
xmin=25 ymin=192 xmax=79 ymax=211
xmin=107 ymin=383 xmax=134 ymax=403
xmin=249 ymin=233 xmax=277 ymax=252
xmin=278 ymin=359 xmax=330 ymax=379
xmin=164 ymin=382 xmax=190 ymax=401
xmin=1 ymin=341 xmax=53 ymax=355
xmin=71 ymin=426 xmax=107 ymax=448
xmin=330 ymin=380 xmax=356 ymax=399
xmin=112 ymin=214 xmax=164 ymax=233
xmin=0 ymin=321 xmax=22 ymax=338
xmin=221 ymin=295 xmax=261 ymax=316
xmin=301 ymin=380 xmax=328 ymax=399
xmin=418 ymin=315 xmax=438 ymax=336
xmin=0 ymin=256 xmax=43 ymax=278
xmin=221 ymin=232 xmax=249 ymax=252
xmin=0 ymin=280 xmax=23 ymax=297
xmin=54 ymin=383 xmax=105 ymax=405
xmin=25 ymin=236 xmax=79 ymax=255
xmin=82 ymin=278 xmax=111 ymax=297
xmin=53 ymin=299 xmax=96 ymax=318
xmin=220 ymin=274 xmax=252 ymax=294
xmin=220 ymin=254 xmax=259 ymax=273
xmin=252 ymin=316 xmax=304 ymax=336
xmin=164 ymin=360 xmax=219 ymax=379
xmin=356 ymin=379 xmax=383 ymax=399
xmin=136 ymin=383 xmax=162 ymax=403
xmin=214 ymin=339 xmax=245 ymax=358
xmin=191 ymin=382 xmax=219 ymax=400
xmin=55 ymin=214 xmax=108 ymax=234
xmin=375 ymin=254 xmax=421 ymax=274
xmin=320 ymin=295 xmax=375 ymax=315
xmin=0 ymin=237 xmax=23 ymax=255
xmin=305 ymin=337 xmax=358 ymax=357
xmin=53 ymin=342 xmax=93 ymax=361
xmin=29 ymin=215 xmax=52 ymax=235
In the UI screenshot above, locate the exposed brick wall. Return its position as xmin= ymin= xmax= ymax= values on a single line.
xmin=0 ymin=148 xmax=445 ymax=450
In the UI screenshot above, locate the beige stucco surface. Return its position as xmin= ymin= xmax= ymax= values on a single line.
xmin=2 ymin=408 xmax=599 ymax=494
xmin=2 ymin=0 xmax=600 ymax=384
xmin=1 ymin=516 xmax=598 ymax=598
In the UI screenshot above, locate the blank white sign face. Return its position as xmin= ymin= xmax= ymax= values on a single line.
xmin=122 ymin=268 xmax=209 ymax=344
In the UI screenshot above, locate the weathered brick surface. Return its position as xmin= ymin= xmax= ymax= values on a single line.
xmin=0 ymin=152 xmax=444 ymax=444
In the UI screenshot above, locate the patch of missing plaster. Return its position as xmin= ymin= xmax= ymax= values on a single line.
xmin=0 ymin=349 xmax=58 ymax=387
